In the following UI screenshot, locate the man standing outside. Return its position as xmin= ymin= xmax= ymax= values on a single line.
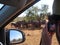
xmin=41 ymin=0 xmax=60 ymax=45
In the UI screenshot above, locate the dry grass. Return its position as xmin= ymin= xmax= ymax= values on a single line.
xmin=18 ymin=29 xmax=58 ymax=45
xmin=5 ymin=24 xmax=59 ymax=45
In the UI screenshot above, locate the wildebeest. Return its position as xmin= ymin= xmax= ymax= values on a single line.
xmin=16 ymin=21 xmax=27 ymax=29
xmin=15 ymin=20 xmax=41 ymax=29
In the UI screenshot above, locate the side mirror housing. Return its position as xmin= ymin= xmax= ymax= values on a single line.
xmin=6 ymin=29 xmax=25 ymax=45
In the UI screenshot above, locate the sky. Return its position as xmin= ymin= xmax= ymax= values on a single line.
xmin=10 ymin=30 xmax=22 ymax=41
xmin=19 ymin=0 xmax=54 ymax=17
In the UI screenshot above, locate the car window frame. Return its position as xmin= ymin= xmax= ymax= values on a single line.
xmin=0 ymin=0 xmax=40 ymax=28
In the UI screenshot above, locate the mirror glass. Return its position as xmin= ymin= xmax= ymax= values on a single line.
xmin=10 ymin=30 xmax=23 ymax=43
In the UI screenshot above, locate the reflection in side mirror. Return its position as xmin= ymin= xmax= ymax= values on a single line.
xmin=10 ymin=30 xmax=23 ymax=43
xmin=6 ymin=29 xmax=25 ymax=44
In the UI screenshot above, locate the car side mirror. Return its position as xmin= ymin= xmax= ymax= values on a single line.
xmin=6 ymin=29 xmax=25 ymax=44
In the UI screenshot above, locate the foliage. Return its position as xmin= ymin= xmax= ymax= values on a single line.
xmin=24 ymin=6 xmax=40 ymax=22
xmin=40 ymin=5 xmax=49 ymax=21
xmin=24 ymin=5 xmax=49 ymax=22
xmin=40 ymin=5 xmax=48 ymax=14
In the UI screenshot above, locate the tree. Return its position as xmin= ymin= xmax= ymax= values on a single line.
xmin=40 ymin=5 xmax=49 ymax=21
xmin=24 ymin=6 xmax=40 ymax=22
xmin=40 ymin=5 xmax=48 ymax=14
xmin=24 ymin=5 xmax=49 ymax=22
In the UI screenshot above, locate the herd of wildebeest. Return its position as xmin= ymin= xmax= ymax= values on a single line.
xmin=11 ymin=20 xmax=45 ymax=29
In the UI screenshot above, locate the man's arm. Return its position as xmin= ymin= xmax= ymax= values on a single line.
xmin=41 ymin=23 xmax=53 ymax=45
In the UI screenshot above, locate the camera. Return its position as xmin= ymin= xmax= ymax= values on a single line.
xmin=47 ymin=22 xmax=56 ymax=32
xmin=47 ymin=15 xmax=60 ymax=32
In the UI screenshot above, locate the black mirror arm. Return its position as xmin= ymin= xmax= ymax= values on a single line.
xmin=6 ymin=30 xmax=10 ymax=45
